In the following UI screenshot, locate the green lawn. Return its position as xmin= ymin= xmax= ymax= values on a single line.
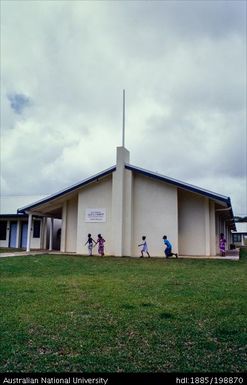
xmin=0 ymin=248 xmax=25 ymax=253
xmin=0 ymin=250 xmax=246 ymax=373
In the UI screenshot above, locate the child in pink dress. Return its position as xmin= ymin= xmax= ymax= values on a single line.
xmin=95 ymin=234 xmax=105 ymax=256
xmin=219 ymin=233 xmax=226 ymax=256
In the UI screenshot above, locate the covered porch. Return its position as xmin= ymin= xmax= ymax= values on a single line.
xmin=17 ymin=191 xmax=77 ymax=253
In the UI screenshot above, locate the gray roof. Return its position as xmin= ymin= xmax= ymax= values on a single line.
xmin=17 ymin=163 xmax=233 ymax=219
xmin=17 ymin=166 xmax=116 ymax=213
xmin=126 ymin=164 xmax=231 ymax=205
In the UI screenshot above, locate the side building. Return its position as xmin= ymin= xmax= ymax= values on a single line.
xmin=231 ymin=223 xmax=247 ymax=247
xmin=0 ymin=195 xmax=61 ymax=250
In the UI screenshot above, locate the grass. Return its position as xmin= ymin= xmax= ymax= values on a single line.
xmin=0 ymin=249 xmax=246 ymax=373
xmin=0 ymin=248 xmax=25 ymax=253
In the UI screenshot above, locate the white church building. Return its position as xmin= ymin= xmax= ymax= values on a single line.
xmin=14 ymin=146 xmax=235 ymax=257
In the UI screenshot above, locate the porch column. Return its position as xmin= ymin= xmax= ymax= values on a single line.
xmin=7 ymin=220 xmax=10 ymax=247
xmin=26 ymin=213 xmax=32 ymax=252
xmin=49 ymin=218 xmax=54 ymax=251
xmin=209 ymin=201 xmax=216 ymax=256
xmin=41 ymin=217 xmax=47 ymax=249
xmin=227 ymin=227 xmax=231 ymax=249
xmin=61 ymin=201 xmax=67 ymax=252
xmin=225 ymin=227 xmax=228 ymax=249
xmin=16 ymin=220 xmax=21 ymax=248
xmin=204 ymin=198 xmax=210 ymax=256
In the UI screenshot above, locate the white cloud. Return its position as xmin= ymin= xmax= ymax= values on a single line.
xmin=1 ymin=0 xmax=246 ymax=217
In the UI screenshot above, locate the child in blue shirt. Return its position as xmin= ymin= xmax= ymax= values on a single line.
xmin=163 ymin=235 xmax=178 ymax=258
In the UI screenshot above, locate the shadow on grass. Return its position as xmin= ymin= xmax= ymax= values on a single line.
xmin=160 ymin=312 xmax=174 ymax=319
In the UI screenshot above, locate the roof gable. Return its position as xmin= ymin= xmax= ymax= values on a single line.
xmin=125 ymin=164 xmax=231 ymax=206
xmin=17 ymin=166 xmax=116 ymax=213
xmin=17 ymin=162 xmax=233 ymax=218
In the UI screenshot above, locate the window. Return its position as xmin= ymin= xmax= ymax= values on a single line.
xmin=0 ymin=221 xmax=7 ymax=240
xmin=33 ymin=220 xmax=41 ymax=238
xmin=232 ymin=234 xmax=241 ymax=243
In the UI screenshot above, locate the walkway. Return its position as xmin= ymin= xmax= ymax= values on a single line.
xmin=0 ymin=249 xmax=240 ymax=260
xmin=0 ymin=250 xmax=49 ymax=258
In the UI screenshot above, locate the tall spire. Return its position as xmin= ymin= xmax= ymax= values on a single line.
xmin=122 ymin=89 xmax=125 ymax=147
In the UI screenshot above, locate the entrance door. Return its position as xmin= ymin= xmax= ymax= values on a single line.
xmin=21 ymin=222 xmax=28 ymax=248
xmin=9 ymin=222 xmax=17 ymax=248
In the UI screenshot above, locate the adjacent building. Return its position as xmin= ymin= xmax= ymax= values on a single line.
xmin=0 ymin=195 xmax=61 ymax=250
xmin=231 ymin=223 xmax=247 ymax=247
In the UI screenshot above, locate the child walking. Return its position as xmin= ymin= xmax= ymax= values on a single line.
xmin=85 ymin=233 xmax=96 ymax=256
xmin=138 ymin=236 xmax=150 ymax=258
xmin=219 ymin=233 xmax=226 ymax=256
xmin=163 ymin=235 xmax=178 ymax=258
xmin=95 ymin=234 xmax=105 ymax=256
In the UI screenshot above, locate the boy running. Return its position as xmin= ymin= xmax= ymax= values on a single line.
xmin=138 ymin=236 xmax=150 ymax=258
xmin=163 ymin=235 xmax=178 ymax=258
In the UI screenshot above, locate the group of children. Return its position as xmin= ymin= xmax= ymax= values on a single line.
xmin=85 ymin=233 xmax=227 ymax=258
xmin=85 ymin=233 xmax=178 ymax=258
xmin=138 ymin=235 xmax=178 ymax=258
xmin=85 ymin=234 xmax=105 ymax=256
xmin=139 ymin=233 xmax=227 ymax=258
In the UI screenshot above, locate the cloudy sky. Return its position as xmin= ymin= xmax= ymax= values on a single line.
xmin=1 ymin=0 xmax=246 ymax=216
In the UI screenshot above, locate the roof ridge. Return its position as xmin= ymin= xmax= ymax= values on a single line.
xmin=125 ymin=163 xmax=230 ymax=203
xmin=17 ymin=165 xmax=116 ymax=213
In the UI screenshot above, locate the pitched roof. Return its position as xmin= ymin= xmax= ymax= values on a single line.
xmin=0 ymin=195 xmax=47 ymax=216
xmin=126 ymin=164 xmax=235 ymax=231
xmin=17 ymin=163 xmax=233 ymax=217
xmin=125 ymin=164 xmax=231 ymax=205
xmin=17 ymin=166 xmax=116 ymax=213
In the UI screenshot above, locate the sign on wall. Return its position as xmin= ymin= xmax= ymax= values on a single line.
xmin=85 ymin=208 xmax=106 ymax=223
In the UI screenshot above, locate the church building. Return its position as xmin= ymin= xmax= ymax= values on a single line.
xmin=17 ymin=146 xmax=235 ymax=257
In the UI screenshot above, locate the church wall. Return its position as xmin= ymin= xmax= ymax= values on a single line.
xmin=132 ymin=174 xmax=178 ymax=257
xmin=65 ymin=196 xmax=78 ymax=253
xmin=178 ymin=190 xmax=209 ymax=255
xmin=76 ymin=175 xmax=113 ymax=255
xmin=122 ymin=169 xmax=133 ymax=256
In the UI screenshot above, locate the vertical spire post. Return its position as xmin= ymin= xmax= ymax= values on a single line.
xmin=122 ymin=89 xmax=125 ymax=147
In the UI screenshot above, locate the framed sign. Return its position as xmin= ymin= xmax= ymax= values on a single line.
xmin=85 ymin=208 xmax=106 ymax=222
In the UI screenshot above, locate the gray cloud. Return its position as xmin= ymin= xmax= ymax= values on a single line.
xmin=1 ymin=0 xmax=246 ymax=216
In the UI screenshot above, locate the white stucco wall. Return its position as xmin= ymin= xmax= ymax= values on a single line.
xmin=30 ymin=235 xmax=41 ymax=249
xmin=209 ymin=201 xmax=216 ymax=255
xmin=65 ymin=196 xmax=78 ymax=252
xmin=76 ymin=175 xmax=113 ymax=255
xmin=178 ymin=190 xmax=210 ymax=255
xmin=112 ymin=148 xmax=130 ymax=256
xmin=0 ymin=240 xmax=8 ymax=247
xmin=123 ymin=169 xmax=133 ymax=256
xmin=132 ymin=174 xmax=178 ymax=257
